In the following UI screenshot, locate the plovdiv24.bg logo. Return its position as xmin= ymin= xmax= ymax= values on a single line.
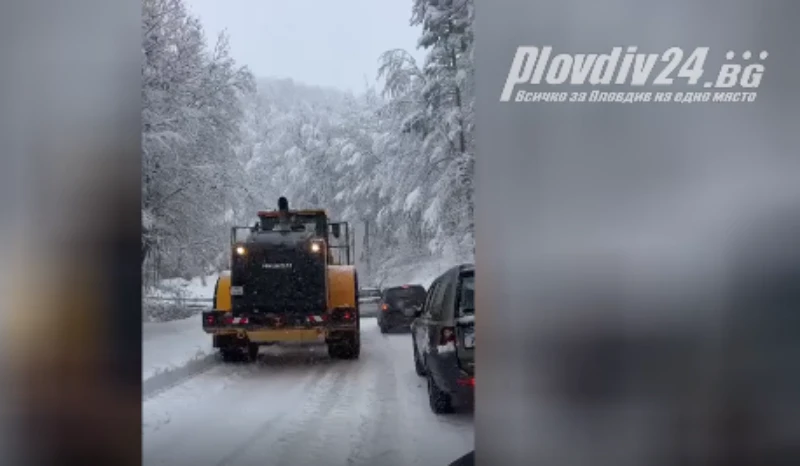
xmin=500 ymin=46 xmax=767 ymax=103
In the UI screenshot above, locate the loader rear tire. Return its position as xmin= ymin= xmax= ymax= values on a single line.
xmin=245 ymin=343 xmax=259 ymax=362
xmin=220 ymin=348 xmax=238 ymax=363
xmin=328 ymin=333 xmax=360 ymax=360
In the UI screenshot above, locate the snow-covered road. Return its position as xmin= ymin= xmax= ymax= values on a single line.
xmin=143 ymin=318 xmax=474 ymax=466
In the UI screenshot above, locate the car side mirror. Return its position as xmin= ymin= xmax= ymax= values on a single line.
xmin=414 ymin=305 xmax=423 ymax=317
xmin=331 ymin=223 xmax=341 ymax=238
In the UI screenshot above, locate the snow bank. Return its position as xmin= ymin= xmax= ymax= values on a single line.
xmin=144 ymin=273 xmax=220 ymax=322
xmin=142 ymin=313 xmax=214 ymax=382
xmin=380 ymin=255 xmax=470 ymax=289
xmin=143 ymin=273 xmax=220 ymax=391
xmin=147 ymin=273 xmax=219 ymax=299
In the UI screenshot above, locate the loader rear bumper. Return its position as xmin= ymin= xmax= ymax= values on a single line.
xmin=202 ymin=310 xmax=357 ymax=343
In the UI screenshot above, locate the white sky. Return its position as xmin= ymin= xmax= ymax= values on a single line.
xmin=186 ymin=0 xmax=426 ymax=93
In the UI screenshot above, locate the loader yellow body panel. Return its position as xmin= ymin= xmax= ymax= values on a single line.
xmin=326 ymin=265 xmax=357 ymax=310
xmin=213 ymin=272 xmax=232 ymax=311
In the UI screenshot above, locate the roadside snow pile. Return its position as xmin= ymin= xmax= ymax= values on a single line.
xmin=142 ymin=313 xmax=213 ymax=382
xmin=144 ymin=273 xmax=220 ymax=322
xmin=384 ymin=255 xmax=470 ymax=289
xmin=148 ymin=273 xmax=219 ymax=299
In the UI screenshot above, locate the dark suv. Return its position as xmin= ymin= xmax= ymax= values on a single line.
xmin=411 ymin=264 xmax=474 ymax=413
xmin=377 ymin=284 xmax=426 ymax=333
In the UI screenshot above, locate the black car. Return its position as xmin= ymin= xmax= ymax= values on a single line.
xmin=377 ymin=284 xmax=426 ymax=333
xmin=411 ymin=264 xmax=474 ymax=414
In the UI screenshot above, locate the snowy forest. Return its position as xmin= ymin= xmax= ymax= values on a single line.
xmin=142 ymin=0 xmax=474 ymax=306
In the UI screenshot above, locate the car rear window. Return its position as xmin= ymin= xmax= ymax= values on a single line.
xmin=459 ymin=274 xmax=474 ymax=315
xmin=384 ymin=286 xmax=426 ymax=304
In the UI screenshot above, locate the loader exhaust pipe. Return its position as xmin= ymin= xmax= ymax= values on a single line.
xmin=277 ymin=196 xmax=290 ymax=226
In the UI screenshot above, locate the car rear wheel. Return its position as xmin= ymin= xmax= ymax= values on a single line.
xmin=427 ymin=371 xmax=453 ymax=414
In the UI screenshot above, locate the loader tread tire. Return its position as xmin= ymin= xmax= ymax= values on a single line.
xmin=220 ymin=348 xmax=238 ymax=363
xmin=246 ymin=343 xmax=259 ymax=363
xmin=329 ymin=333 xmax=360 ymax=360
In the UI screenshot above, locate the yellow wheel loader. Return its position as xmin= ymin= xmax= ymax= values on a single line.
xmin=202 ymin=197 xmax=360 ymax=362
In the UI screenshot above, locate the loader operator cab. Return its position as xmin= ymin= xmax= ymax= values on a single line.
xmin=232 ymin=197 xmax=352 ymax=267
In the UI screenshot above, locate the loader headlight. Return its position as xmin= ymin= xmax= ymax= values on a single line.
xmin=235 ymin=246 xmax=246 ymax=255
xmin=310 ymin=241 xmax=323 ymax=253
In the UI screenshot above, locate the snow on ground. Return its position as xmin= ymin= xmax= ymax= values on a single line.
xmin=143 ymin=318 xmax=473 ymax=466
xmin=143 ymin=313 xmax=214 ymax=381
xmin=143 ymin=273 xmax=220 ymax=381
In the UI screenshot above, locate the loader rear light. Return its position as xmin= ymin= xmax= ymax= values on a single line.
xmin=381 ymin=303 xmax=389 ymax=311
xmin=221 ymin=315 xmax=250 ymax=325
xmin=440 ymin=327 xmax=456 ymax=345
xmin=330 ymin=308 xmax=355 ymax=321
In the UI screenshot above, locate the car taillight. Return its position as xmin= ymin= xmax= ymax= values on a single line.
xmin=440 ymin=327 xmax=456 ymax=344
xmin=205 ymin=315 xmax=215 ymax=325
xmin=457 ymin=377 xmax=475 ymax=387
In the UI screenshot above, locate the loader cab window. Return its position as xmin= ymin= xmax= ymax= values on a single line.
xmin=258 ymin=213 xmax=326 ymax=237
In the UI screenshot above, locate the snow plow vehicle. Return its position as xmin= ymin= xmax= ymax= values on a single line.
xmin=202 ymin=197 xmax=360 ymax=362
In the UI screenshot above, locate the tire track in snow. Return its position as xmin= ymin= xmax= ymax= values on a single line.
xmin=144 ymin=346 xmax=337 ymax=465
xmin=257 ymin=357 xmax=365 ymax=466
xmin=345 ymin=332 xmax=416 ymax=466
xmin=222 ymin=354 xmax=348 ymax=466
xmin=143 ymin=320 xmax=473 ymax=466
xmin=385 ymin=331 xmax=474 ymax=465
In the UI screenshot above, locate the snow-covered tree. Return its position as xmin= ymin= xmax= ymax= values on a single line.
xmin=142 ymin=0 xmax=254 ymax=284
xmin=141 ymin=0 xmax=475 ymax=291
xmin=368 ymin=0 xmax=475 ymax=277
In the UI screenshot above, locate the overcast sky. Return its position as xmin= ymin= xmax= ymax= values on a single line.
xmin=186 ymin=0 xmax=425 ymax=93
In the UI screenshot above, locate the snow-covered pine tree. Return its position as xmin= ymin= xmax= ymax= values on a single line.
xmin=142 ymin=0 xmax=254 ymax=284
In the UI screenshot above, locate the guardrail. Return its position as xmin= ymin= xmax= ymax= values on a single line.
xmin=144 ymin=296 xmax=213 ymax=308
